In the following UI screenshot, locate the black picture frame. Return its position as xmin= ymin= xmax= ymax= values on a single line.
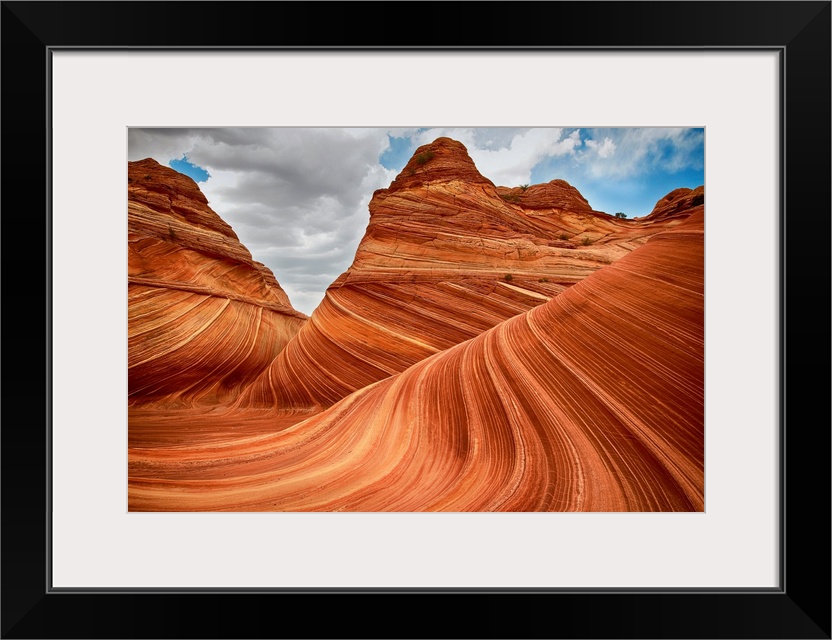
xmin=2 ymin=2 xmax=829 ymax=638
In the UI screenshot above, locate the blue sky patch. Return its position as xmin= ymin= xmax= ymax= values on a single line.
xmin=379 ymin=135 xmax=416 ymax=171
xmin=170 ymin=155 xmax=210 ymax=182
xmin=529 ymin=128 xmax=704 ymax=217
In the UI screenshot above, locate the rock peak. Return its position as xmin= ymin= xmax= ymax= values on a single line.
xmin=642 ymin=185 xmax=704 ymax=221
xmin=129 ymin=158 xmax=209 ymax=206
xmin=386 ymin=137 xmax=494 ymax=193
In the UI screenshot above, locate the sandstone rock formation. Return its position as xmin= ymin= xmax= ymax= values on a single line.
xmin=238 ymin=138 xmax=683 ymax=410
xmin=639 ymin=185 xmax=705 ymax=222
xmin=129 ymin=209 xmax=704 ymax=512
xmin=128 ymin=159 xmax=306 ymax=407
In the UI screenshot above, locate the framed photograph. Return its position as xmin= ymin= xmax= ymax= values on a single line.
xmin=3 ymin=2 xmax=829 ymax=638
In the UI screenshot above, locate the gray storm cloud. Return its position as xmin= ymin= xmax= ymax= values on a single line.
xmin=129 ymin=127 xmax=396 ymax=315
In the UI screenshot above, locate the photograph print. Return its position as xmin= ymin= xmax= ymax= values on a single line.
xmin=127 ymin=127 xmax=705 ymax=512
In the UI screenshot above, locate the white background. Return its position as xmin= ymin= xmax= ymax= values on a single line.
xmin=51 ymin=51 xmax=779 ymax=588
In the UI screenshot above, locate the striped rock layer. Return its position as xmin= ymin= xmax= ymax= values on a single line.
xmin=238 ymin=137 xmax=692 ymax=411
xmin=128 ymin=159 xmax=307 ymax=407
xmin=129 ymin=209 xmax=704 ymax=512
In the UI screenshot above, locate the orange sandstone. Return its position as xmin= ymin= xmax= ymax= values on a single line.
xmin=128 ymin=159 xmax=306 ymax=407
xmin=128 ymin=138 xmax=705 ymax=512
xmin=129 ymin=210 xmax=704 ymax=511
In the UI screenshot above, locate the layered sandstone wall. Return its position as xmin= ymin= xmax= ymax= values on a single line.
xmin=128 ymin=159 xmax=306 ymax=407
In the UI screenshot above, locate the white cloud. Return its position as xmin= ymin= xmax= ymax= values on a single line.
xmin=579 ymin=128 xmax=703 ymax=179
xmin=585 ymin=136 xmax=616 ymax=158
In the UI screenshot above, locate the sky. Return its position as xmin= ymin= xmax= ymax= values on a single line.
xmin=128 ymin=127 xmax=704 ymax=315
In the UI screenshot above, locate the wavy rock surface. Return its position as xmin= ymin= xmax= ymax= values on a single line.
xmin=239 ymin=138 xmax=686 ymax=410
xmin=129 ymin=209 xmax=704 ymax=512
xmin=128 ymin=159 xmax=306 ymax=407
